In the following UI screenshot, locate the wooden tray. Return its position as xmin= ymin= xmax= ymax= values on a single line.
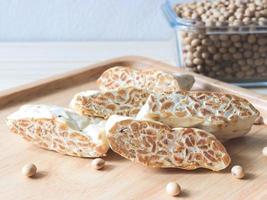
xmin=1 ymin=56 xmax=267 ymax=200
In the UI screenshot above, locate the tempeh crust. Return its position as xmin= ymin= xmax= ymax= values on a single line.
xmin=137 ymin=91 xmax=260 ymax=141
xmin=97 ymin=66 xmax=194 ymax=92
xmin=106 ymin=116 xmax=231 ymax=171
xmin=7 ymin=105 xmax=109 ymax=157
xmin=70 ymin=87 xmax=149 ymax=119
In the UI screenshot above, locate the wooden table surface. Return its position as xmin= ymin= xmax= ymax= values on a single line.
xmin=0 ymin=41 xmax=178 ymax=91
xmin=0 ymin=41 xmax=266 ymax=95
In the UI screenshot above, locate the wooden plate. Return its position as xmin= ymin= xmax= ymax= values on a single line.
xmin=0 ymin=56 xmax=266 ymax=200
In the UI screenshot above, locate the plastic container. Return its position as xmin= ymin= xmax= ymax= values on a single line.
xmin=162 ymin=0 xmax=267 ymax=86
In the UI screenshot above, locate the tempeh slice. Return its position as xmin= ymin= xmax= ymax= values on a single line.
xmin=106 ymin=115 xmax=231 ymax=171
xmin=97 ymin=66 xmax=195 ymax=92
xmin=7 ymin=105 xmax=109 ymax=157
xmin=70 ymin=87 xmax=149 ymax=119
xmin=137 ymin=91 xmax=260 ymax=141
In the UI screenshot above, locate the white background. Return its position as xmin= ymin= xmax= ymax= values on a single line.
xmin=0 ymin=0 xmax=173 ymax=41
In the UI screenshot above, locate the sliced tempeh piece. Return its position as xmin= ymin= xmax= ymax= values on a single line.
xmin=137 ymin=91 xmax=260 ymax=141
xmin=7 ymin=105 xmax=109 ymax=157
xmin=97 ymin=66 xmax=195 ymax=92
xmin=70 ymin=87 xmax=149 ymax=119
xmin=106 ymin=115 xmax=231 ymax=171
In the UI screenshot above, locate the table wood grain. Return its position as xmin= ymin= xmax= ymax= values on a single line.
xmin=0 ymin=41 xmax=266 ymax=95
xmin=0 ymin=41 xmax=177 ymax=91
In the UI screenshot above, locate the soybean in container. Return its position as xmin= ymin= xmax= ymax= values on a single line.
xmin=162 ymin=0 xmax=267 ymax=85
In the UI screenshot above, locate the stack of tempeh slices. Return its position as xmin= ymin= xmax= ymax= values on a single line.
xmin=7 ymin=66 xmax=260 ymax=171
